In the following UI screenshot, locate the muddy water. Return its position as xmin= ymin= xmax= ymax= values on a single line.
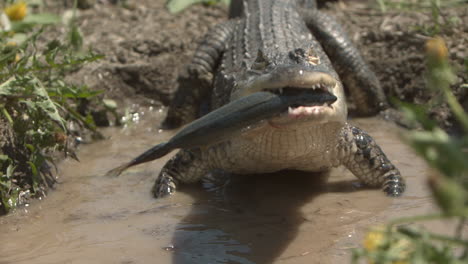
xmin=0 ymin=109 xmax=451 ymax=264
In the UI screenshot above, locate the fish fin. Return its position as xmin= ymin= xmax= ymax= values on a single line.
xmin=105 ymin=162 xmax=132 ymax=177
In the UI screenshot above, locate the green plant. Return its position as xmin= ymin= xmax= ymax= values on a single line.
xmin=352 ymin=36 xmax=468 ymax=264
xmin=0 ymin=1 xmax=105 ymax=214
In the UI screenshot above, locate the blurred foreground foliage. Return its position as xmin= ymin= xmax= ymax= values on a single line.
xmin=0 ymin=0 xmax=106 ymax=214
xmin=352 ymin=36 xmax=468 ymax=264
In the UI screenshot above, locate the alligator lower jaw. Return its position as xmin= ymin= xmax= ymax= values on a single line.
xmin=265 ymin=85 xmax=338 ymax=126
xmin=288 ymin=104 xmax=332 ymax=118
xmin=268 ymin=104 xmax=336 ymax=128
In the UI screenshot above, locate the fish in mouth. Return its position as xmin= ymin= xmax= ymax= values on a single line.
xmin=257 ymin=79 xmax=340 ymax=127
xmin=233 ymin=68 xmax=344 ymax=125
xmin=265 ymin=85 xmax=337 ymax=118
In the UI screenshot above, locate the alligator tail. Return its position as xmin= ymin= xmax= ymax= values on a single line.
xmin=105 ymin=142 xmax=173 ymax=177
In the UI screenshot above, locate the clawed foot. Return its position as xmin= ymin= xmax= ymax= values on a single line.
xmin=152 ymin=172 xmax=178 ymax=198
xmin=382 ymin=173 xmax=406 ymax=197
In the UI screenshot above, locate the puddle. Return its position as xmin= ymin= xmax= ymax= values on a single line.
xmin=0 ymin=111 xmax=460 ymax=264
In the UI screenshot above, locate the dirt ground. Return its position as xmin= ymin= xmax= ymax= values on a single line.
xmin=64 ymin=0 xmax=467 ymax=131
xmin=65 ymin=0 xmax=227 ymax=108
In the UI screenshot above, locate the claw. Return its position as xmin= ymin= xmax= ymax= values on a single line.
xmin=383 ymin=182 xmax=405 ymax=197
xmin=152 ymin=172 xmax=178 ymax=198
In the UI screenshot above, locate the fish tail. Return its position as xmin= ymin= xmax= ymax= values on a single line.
xmin=105 ymin=163 xmax=132 ymax=177
xmin=105 ymin=142 xmax=172 ymax=177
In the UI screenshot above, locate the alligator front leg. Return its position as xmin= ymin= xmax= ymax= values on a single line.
xmin=338 ymin=125 xmax=405 ymax=196
xmin=162 ymin=21 xmax=235 ymax=129
xmin=152 ymin=149 xmax=210 ymax=198
xmin=301 ymin=9 xmax=388 ymax=115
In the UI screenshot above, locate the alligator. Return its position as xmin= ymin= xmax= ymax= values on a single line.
xmin=112 ymin=0 xmax=406 ymax=197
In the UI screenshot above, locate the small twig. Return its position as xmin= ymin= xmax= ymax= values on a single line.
xmin=443 ymin=85 xmax=468 ymax=132
xmin=455 ymin=217 xmax=466 ymax=240
xmin=388 ymin=213 xmax=445 ymax=227
xmin=389 ymin=211 xmax=468 ymax=228
xmin=398 ymin=226 xmax=468 ymax=247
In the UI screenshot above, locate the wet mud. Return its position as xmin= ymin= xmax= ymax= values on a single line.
xmin=0 ymin=111 xmax=451 ymax=264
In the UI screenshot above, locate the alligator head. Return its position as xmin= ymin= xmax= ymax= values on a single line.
xmin=231 ymin=48 xmax=347 ymax=127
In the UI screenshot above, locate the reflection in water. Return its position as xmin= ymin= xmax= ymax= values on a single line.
xmin=172 ymin=171 xmax=378 ymax=264
xmin=174 ymin=224 xmax=254 ymax=264
xmin=0 ymin=115 xmax=449 ymax=264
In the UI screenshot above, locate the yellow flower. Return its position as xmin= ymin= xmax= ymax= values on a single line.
xmin=4 ymin=2 xmax=27 ymax=21
xmin=363 ymin=228 xmax=385 ymax=251
xmin=425 ymin=36 xmax=448 ymax=62
xmin=363 ymin=226 xmax=411 ymax=264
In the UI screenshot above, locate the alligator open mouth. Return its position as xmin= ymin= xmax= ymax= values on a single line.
xmin=263 ymin=85 xmax=338 ymax=120
xmin=265 ymin=86 xmax=336 ymax=106
xmin=233 ymin=69 xmax=343 ymax=125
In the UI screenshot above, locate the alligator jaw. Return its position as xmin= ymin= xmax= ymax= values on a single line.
xmin=268 ymin=85 xmax=340 ymax=127
xmin=231 ymin=70 xmax=338 ymax=100
xmin=232 ymin=69 xmax=344 ymax=126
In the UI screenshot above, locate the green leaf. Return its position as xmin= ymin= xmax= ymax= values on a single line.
xmin=0 ymin=77 xmax=17 ymax=96
xmin=7 ymin=33 xmax=28 ymax=45
xmin=22 ymin=13 xmax=60 ymax=24
xmin=406 ymin=128 xmax=468 ymax=178
xmin=68 ymin=23 xmax=83 ymax=51
xmin=0 ymin=180 xmax=11 ymax=189
xmin=24 ymin=144 xmax=35 ymax=152
xmin=10 ymin=14 xmax=60 ymax=32
xmin=45 ymin=39 xmax=62 ymax=53
xmin=30 ymin=77 xmax=66 ymax=129
xmin=6 ymin=164 xmax=15 ymax=178
xmin=27 ymin=161 xmax=38 ymax=176
xmin=103 ymin=99 xmax=117 ymax=110
xmin=1 ymin=107 xmax=14 ymax=124
xmin=167 ymin=0 xmax=204 ymax=13
xmin=395 ymin=99 xmax=437 ymax=130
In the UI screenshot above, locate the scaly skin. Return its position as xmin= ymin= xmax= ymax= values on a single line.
xmin=156 ymin=0 xmax=405 ymax=197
